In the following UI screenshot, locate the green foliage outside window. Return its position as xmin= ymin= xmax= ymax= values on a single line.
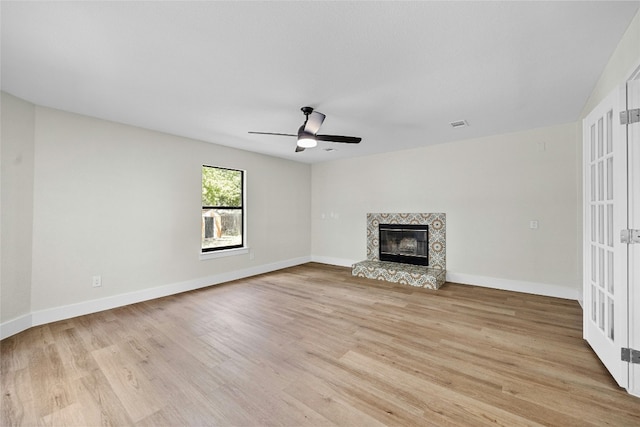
xmin=202 ymin=166 xmax=242 ymax=207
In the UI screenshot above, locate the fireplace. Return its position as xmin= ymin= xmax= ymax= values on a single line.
xmin=352 ymin=213 xmax=446 ymax=289
xmin=379 ymin=223 xmax=429 ymax=266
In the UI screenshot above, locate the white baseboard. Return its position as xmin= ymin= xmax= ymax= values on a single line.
xmin=0 ymin=313 xmax=33 ymax=340
xmin=310 ymin=255 xmax=358 ymax=268
xmin=1 ymin=256 xmax=311 ymax=340
xmin=309 ymin=258 xmax=580 ymax=301
xmin=445 ymin=271 xmax=580 ymax=301
xmin=1 ymin=259 xmax=581 ymax=340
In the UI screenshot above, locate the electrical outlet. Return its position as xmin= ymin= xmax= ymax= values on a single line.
xmin=529 ymin=220 xmax=539 ymax=230
xmin=92 ymin=275 xmax=102 ymax=287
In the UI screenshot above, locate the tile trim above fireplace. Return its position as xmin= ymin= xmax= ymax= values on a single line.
xmin=366 ymin=212 xmax=446 ymax=269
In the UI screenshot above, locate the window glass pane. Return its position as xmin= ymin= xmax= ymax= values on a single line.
xmin=590 ymin=164 xmax=596 ymax=201
xmin=591 ymin=246 xmax=596 ymax=282
xmin=590 ymin=124 xmax=595 ymax=161
xmin=202 ymin=166 xmax=244 ymax=252
xmin=202 ymin=166 xmax=242 ymax=207
xmin=202 ymin=208 xmax=243 ymax=250
xmin=598 ymin=290 xmax=605 ymax=331
xmin=598 ymin=117 xmax=603 ymax=158
xmin=607 ymin=157 xmax=613 ymax=200
xmin=598 ymin=160 xmax=604 ymax=201
xmin=608 ymin=296 xmax=614 ymax=340
xmin=599 ymin=247 xmax=605 ymax=287
xmin=607 ymin=204 xmax=613 ymax=247
xmin=591 ymin=205 xmax=596 ymax=242
xmin=606 ymin=110 xmax=613 ymax=154
xmin=591 ymin=285 xmax=596 ymax=322
xmin=608 ymin=251 xmax=614 ymax=294
xmin=599 ymin=205 xmax=604 ymax=244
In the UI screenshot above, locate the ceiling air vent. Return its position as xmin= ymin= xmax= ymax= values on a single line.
xmin=450 ymin=120 xmax=468 ymax=129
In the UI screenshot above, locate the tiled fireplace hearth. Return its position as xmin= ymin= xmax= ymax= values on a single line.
xmin=352 ymin=213 xmax=446 ymax=289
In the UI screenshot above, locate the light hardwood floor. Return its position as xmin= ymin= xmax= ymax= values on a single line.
xmin=2 ymin=263 xmax=639 ymax=426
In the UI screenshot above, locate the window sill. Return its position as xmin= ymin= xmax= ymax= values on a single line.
xmin=200 ymin=247 xmax=249 ymax=261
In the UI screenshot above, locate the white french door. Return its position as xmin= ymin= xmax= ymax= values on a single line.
xmin=627 ymin=75 xmax=640 ymax=397
xmin=583 ymin=84 xmax=629 ymax=388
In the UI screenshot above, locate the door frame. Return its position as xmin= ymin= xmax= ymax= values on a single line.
xmin=626 ymin=64 xmax=640 ymax=398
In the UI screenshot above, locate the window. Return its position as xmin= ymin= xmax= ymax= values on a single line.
xmin=201 ymin=165 xmax=244 ymax=252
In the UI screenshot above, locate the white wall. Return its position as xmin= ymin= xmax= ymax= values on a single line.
xmin=581 ymin=9 xmax=640 ymax=118
xmin=1 ymin=92 xmax=35 ymax=324
xmin=311 ymin=122 xmax=581 ymax=299
xmin=1 ymin=97 xmax=311 ymax=337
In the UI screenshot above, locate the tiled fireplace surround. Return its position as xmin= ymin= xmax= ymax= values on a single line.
xmin=351 ymin=213 xmax=446 ymax=289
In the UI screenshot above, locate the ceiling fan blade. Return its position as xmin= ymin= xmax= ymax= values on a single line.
xmin=316 ymin=134 xmax=362 ymax=144
xmin=250 ymin=107 xmax=359 ymax=152
xmin=304 ymin=110 xmax=326 ymax=134
xmin=248 ymin=131 xmax=296 ymax=137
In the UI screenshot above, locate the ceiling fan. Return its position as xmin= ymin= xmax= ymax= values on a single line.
xmin=249 ymin=106 xmax=362 ymax=152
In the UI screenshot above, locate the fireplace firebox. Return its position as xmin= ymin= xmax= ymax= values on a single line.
xmin=379 ymin=223 xmax=429 ymax=266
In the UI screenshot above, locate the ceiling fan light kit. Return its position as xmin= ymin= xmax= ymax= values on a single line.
xmin=249 ymin=106 xmax=362 ymax=153
xmin=297 ymin=126 xmax=317 ymax=148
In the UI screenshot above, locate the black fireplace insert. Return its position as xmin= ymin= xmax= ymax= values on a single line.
xmin=379 ymin=223 xmax=429 ymax=266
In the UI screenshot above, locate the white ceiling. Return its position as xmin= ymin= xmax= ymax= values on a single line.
xmin=2 ymin=1 xmax=639 ymax=164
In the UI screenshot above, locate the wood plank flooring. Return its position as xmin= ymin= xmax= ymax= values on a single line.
xmin=2 ymin=262 xmax=639 ymax=426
